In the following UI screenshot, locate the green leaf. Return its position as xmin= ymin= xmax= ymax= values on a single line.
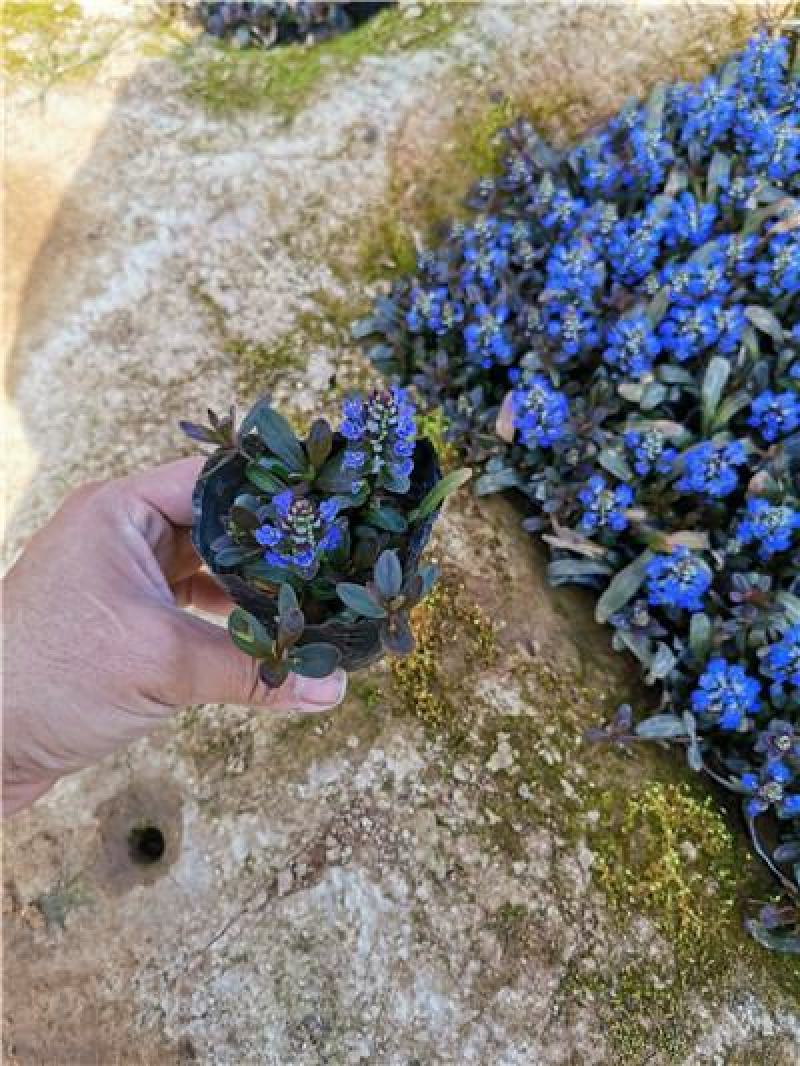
xmin=706 ymin=151 xmax=731 ymax=199
xmin=641 ymin=382 xmax=667 ymax=410
xmin=598 ymin=448 xmax=633 ymax=482
xmin=374 ymin=550 xmax=403 ymax=599
xmin=278 ymin=582 xmax=299 ymax=615
xmin=645 ymin=643 xmax=677 ymax=685
xmin=595 ymin=551 xmax=654 ymax=625
xmin=645 ymin=287 xmax=670 ymax=326
xmin=410 ymin=468 xmax=472 ymax=521
xmin=689 ymin=613 xmax=712 ymax=659
xmin=215 ymin=545 xmax=262 ymax=567
xmin=364 ymin=506 xmax=408 ymax=533
xmin=380 ymin=613 xmax=415 ymax=657
xmin=547 ymin=558 xmax=614 ymax=586
xmin=242 ymin=559 xmax=293 ymax=586
xmin=418 ymin=564 xmax=439 ymax=598
xmin=635 ymin=714 xmax=688 ymax=739
xmin=776 ymin=592 xmax=800 ymax=623
xmin=290 ymin=642 xmax=341 ymax=679
xmin=243 ymin=400 xmax=306 ymax=473
xmin=306 ymin=419 xmax=333 ymax=469
xmin=277 ymin=606 xmax=304 ymax=652
xmin=336 ymin=582 xmax=387 ymax=619
xmin=644 ymin=83 xmax=666 ymax=130
xmin=745 ymin=305 xmax=785 ymax=344
xmin=701 ymin=355 xmax=731 ymax=426
xmin=246 ymin=461 xmax=288 ymax=495
xmin=473 ymin=467 xmax=521 ymax=496
xmin=316 ymin=450 xmax=360 ymax=494
xmin=228 ymin=607 xmax=274 ymax=659
xmin=712 ymin=390 xmax=752 ymax=430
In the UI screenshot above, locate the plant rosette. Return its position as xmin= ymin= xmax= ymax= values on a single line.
xmin=182 ymin=389 xmax=470 ymax=688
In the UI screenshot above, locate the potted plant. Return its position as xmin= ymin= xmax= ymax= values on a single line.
xmin=182 ymin=387 xmax=470 ymax=687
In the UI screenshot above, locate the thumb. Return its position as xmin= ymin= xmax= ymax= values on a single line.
xmin=166 ymin=612 xmax=347 ymax=712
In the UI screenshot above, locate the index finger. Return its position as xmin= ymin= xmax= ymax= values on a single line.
xmin=123 ymin=457 xmax=206 ymax=528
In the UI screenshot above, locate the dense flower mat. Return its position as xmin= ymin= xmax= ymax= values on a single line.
xmin=181 ymin=1 xmax=391 ymax=50
xmin=358 ymin=32 xmax=800 ymax=950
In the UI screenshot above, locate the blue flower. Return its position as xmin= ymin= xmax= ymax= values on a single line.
xmin=657 ymin=299 xmax=723 ymax=362
xmin=665 ymin=192 xmax=718 ymax=248
xmin=675 ymin=75 xmax=737 ymax=146
xmin=577 ymin=475 xmax=634 ymax=534
xmin=740 ymin=761 xmax=796 ymax=819
xmin=544 ymin=239 xmax=605 ymax=303
xmin=748 ymin=390 xmax=800 ymax=443
xmin=608 ymin=204 xmax=668 ymax=284
xmin=544 ymin=302 xmax=601 ymax=360
xmin=735 ymin=499 xmax=800 ymax=559
xmin=406 ymin=285 xmax=463 ymax=335
xmin=739 ymin=111 xmax=800 ymax=184
xmin=718 ymin=174 xmax=759 ymax=212
xmin=340 ymin=387 xmax=417 ymax=493
xmin=623 ymin=428 xmax=677 ymax=476
xmin=512 ymin=375 xmax=570 ymax=448
xmin=754 ymin=718 xmax=800 ymax=762
xmin=676 ymin=441 xmax=747 ymax=499
xmin=603 ymin=313 xmax=661 ymax=377
xmin=750 ymin=233 xmax=800 ymax=298
xmin=662 ymin=252 xmax=731 ymax=306
xmin=690 ymin=657 xmax=761 ymax=730
xmin=464 ymin=302 xmax=514 ymax=368
xmin=627 ymin=127 xmax=674 ymax=189
xmin=760 ymin=626 xmax=800 ymax=702
xmin=646 ymin=546 xmax=711 ymax=612
xmin=539 ymin=189 xmax=587 ymax=233
xmin=737 ymin=32 xmax=790 ymax=107
xmin=255 ymin=492 xmax=342 ymax=579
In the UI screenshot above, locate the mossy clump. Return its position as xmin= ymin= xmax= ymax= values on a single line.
xmin=592 ymin=781 xmax=741 ymax=960
xmin=416 ymin=407 xmax=458 ymax=472
xmin=177 ymin=2 xmax=465 ymax=120
xmin=390 ymin=579 xmax=496 ymax=747
xmin=589 ymin=778 xmax=800 ymax=1001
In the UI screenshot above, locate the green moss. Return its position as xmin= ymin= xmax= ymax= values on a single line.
xmin=390 ymin=580 xmax=497 ymax=749
xmin=357 ymin=215 xmax=418 ymax=285
xmin=178 ymin=2 xmax=466 ymax=120
xmin=350 ymin=678 xmax=383 ymax=712
xmin=589 ymin=778 xmax=799 ymax=982
xmin=354 ymin=93 xmax=515 ymax=284
xmin=1 ymin=0 xmax=115 ymax=85
xmin=417 ymin=407 xmax=458 ymax=471
xmin=567 ymin=961 xmax=696 ymax=1062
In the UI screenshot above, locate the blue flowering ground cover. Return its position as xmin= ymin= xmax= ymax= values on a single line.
xmin=357 ymin=32 xmax=800 ymax=951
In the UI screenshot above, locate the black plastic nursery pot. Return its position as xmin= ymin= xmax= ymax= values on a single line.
xmin=191 ymin=435 xmax=441 ymax=671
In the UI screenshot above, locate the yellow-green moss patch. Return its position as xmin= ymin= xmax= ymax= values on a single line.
xmin=390 ymin=579 xmax=497 ymax=748
xmin=176 ymin=2 xmax=467 ymax=120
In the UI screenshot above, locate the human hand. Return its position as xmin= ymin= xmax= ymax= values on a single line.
xmin=3 ymin=458 xmax=347 ymax=815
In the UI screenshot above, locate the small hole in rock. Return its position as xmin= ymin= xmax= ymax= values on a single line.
xmin=128 ymin=826 xmax=165 ymax=865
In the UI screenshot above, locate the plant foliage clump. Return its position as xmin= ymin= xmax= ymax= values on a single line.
xmin=179 ymin=1 xmax=391 ymax=50
xmin=183 ymin=391 xmax=469 ymax=688
xmin=357 ymin=32 xmax=800 ymax=950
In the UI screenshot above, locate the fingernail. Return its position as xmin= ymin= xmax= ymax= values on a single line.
xmin=295 ymin=669 xmax=347 ymax=709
